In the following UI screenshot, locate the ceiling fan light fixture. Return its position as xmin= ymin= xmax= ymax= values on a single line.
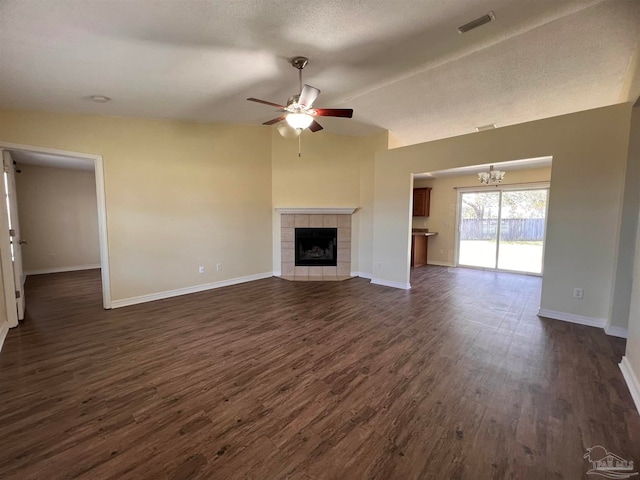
xmin=277 ymin=123 xmax=302 ymax=138
xmin=246 ymin=56 xmax=352 ymax=156
xmin=286 ymin=113 xmax=313 ymax=130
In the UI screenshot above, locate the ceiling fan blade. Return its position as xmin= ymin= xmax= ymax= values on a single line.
xmin=263 ymin=116 xmax=286 ymax=126
xmin=247 ymin=98 xmax=286 ymax=109
xmin=313 ymin=108 xmax=353 ymax=118
xmin=298 ymin=84 xmax=321 ymax=108
xmin=309 ymin=120 xmax=323 ymax=132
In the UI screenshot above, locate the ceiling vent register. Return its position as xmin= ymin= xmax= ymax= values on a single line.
xmin=458 ymin=11 xmax=496 ymax=34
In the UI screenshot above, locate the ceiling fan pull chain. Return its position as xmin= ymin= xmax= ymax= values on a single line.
xmin=298 ymin=135 xmax=302 ymax=157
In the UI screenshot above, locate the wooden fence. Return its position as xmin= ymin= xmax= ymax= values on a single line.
xmin=460 ymin=218 xmax=545 ymax=241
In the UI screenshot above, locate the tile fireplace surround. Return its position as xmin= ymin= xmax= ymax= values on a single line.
xmin=276 ymin=208 xmax=356 ymax=282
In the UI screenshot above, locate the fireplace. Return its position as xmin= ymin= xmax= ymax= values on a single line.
xmin=276 ymin=208 xmax=355 ymax=279
xmin=295 ymin=228 xmax=337 ymax=267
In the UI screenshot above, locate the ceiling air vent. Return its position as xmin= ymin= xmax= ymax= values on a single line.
xmin=475 ymin=123 xmax=496 ymax=132
xmin=458 ymin=11 xmax=495 ymax=34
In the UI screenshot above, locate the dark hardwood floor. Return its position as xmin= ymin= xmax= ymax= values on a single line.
xmin=0 ymin=267 xmax=638 ymax=479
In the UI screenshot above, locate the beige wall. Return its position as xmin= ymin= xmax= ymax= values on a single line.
xmin=0 ymin=103 xmax=634 ymax=337
xmin=16 ymin=164 xmax=100 ymax=273
xmin=271 ymin=129 xmax=388 ymax=275
xmin=0 ymin=109 xmax=273 ymax=302
xmin=412 ymin=168 xmax=552 ymax=266
xmin=624 ymin=104 xmax=640 ymax=386
xmin=609 ymin=103 xmax=640 ymax=331
xmin=372 ymin=104 xmax=632 ymax=326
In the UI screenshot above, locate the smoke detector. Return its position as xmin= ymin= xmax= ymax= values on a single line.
xmin=89 ymin=95 xmax=111 ymax=103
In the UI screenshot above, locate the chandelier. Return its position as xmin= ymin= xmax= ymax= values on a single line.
xmin=478 ymin=165 xmax=505 ymax=185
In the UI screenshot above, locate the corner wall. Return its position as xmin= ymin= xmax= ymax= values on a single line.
xmin=621 ymin=103 xmax=640 ymax=410
xmin=271 ymin=129 xmax=388 ymax=277
xmin=609 ymin=104 xmax=640 ymax=335
xmin=372 ymin=103 xmax=632 ymax=326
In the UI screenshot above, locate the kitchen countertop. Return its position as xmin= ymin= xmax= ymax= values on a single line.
xmin=412 ymin=229 xmax=438 ymax=236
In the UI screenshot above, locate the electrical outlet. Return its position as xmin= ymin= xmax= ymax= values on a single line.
xmin=573 ymin=288 xmax=584 ymax=299
xmin=198 ymin=266 xmax=205 ymax=274
xmin=439 ymin=249 xmax=443 ymax=255
xmin=216 ymin=263 xmax=222 ymax=271
xmin=376 ymin=262 xmax=382 ymax=270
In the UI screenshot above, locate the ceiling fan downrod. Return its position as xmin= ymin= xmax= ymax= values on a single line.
xmin=291 ymin=57 xmax=309 ymax=158
xmin=291 ymin=56 xmax=308 ymax=101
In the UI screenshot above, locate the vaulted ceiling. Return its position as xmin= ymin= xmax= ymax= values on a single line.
xmin=1 ymin=0 xmax=639 ymax=146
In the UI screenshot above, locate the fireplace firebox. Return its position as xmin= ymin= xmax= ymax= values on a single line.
xmin=295 ymin=228 xmax=337 ymax=267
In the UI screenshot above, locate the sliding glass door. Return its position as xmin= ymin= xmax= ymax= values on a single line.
xmin=457 ymin=186 xmax=548 ymax=274
xmin=457 ymin=191 xmax=500 ymax=268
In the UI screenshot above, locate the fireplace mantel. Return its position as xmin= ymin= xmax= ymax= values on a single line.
xmin=275 ymin=207 xmax=357 ymax=215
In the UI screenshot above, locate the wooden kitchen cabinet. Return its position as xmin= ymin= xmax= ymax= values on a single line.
xmin=411 ymin=231 xmax=437 ymax=268
xmin=411 ymin=234 xmax=428 ymax=267
xmin=413 ymin=187 xmax=431 ymax=217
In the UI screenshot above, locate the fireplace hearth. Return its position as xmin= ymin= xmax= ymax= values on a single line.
xmin=295 ymin=228 xmax=337 ymax=267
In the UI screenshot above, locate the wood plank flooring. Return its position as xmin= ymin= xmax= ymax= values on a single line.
xmin=0 ymin=267 xmax=638 ymax=479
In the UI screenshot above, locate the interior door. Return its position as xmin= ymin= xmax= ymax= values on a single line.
xmin=2 ymin=151 xmax=25 ymax=320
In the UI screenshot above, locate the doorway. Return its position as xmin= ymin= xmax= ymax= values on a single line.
xmin=456 ymin=184 xmax=549 ymax=275
xmin=0 ymin=142 xmax=111 ymax=318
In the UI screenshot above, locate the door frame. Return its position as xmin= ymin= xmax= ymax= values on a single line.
xmin=0 ymin=142 xmax=112 ymax=310
xmin=3 ymin=151 xmax=26 ymax=319
xmin=454 ymin=182 xmax=550 ymax=276
xmin=0 ymin=159 xmax=18 ymax=328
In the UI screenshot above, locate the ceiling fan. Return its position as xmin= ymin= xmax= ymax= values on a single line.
xmin=247 ymin=57 xmax=354 ymax=155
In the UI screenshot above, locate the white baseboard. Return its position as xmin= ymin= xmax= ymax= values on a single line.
xmin=605 ymin=324 xmax=628 ymax=339
xmin=25 ymin=264 xmax=101 ymax=276
xmin=370 ymin=277 xmax=411 ymax=290
xmin=0 ymin=322 xmax=8 ymax=353
xmin=426 ymin=261 xmax=455 ymax=267
xmin=351 ymin=271 xmax=372 ymax=279
xmin=273 ymin=271 xmax=281 ymax=277
xmin=111 ymin=272 xmax=273 ymax=309
xmin=620 ymin=356 xmax=640 ymax=414
xmin=537 ymin=308 xmax=606 ymax=329
xmin=538 ymin=309 xmax=629 ymax=339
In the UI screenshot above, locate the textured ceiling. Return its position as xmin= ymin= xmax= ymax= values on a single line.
xmin=1 ymin=0 xmax=639 ymax=146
